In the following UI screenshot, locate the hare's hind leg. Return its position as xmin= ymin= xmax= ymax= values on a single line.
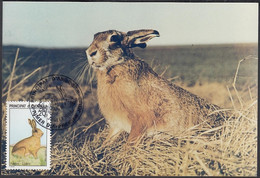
xmin=12 ymin=147 xmax=26 ymax=157
xmin=127 ymin=120 xmax=147 ymax=146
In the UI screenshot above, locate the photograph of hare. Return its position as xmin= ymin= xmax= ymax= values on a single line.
xmin=2 ymin=2 xmax=258 ymax=176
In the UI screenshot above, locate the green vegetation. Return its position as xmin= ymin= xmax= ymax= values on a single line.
xmin=9 ymin=146 xmax=47 ymax=166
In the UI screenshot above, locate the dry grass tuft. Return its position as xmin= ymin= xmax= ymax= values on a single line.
xmin=43 ymin=97 xmax=256 ymax=176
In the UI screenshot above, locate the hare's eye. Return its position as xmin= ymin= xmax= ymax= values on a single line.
xmin=90 ymin=51 xmax=97 ymax=57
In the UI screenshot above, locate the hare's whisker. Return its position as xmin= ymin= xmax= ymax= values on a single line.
xmin=76 ymin=64 xmax=86 ymax=84
xmin=71 ymin=58 xmax=86 ymax=64
xmin=73 ymin=65 xmax=85 ymax=82
xmin=72 ymin=61 xmax=87 ymax=76
xmin=74 ymin=62 xmax=89 ymax=85
xmin=71 ymin=61 xmax=87 ymax=75
xmin=81 ymin=63 xmax=91 ymax=84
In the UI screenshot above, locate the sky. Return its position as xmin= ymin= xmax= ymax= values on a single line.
xmin=9 ymin=108 xmax=47 ymax=146
xmin=2 ymin=2 xmax=259 ymax=48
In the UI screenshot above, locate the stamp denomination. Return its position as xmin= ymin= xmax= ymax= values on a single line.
xmin=6 ymin=101 xmax=51 ymax=170
xmin=29 ymin=74 xmax=84 ymax=130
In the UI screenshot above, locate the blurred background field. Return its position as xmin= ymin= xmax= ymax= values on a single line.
xmin=2 ymin=43 xmax=257 ymax=108
xmin=1 ymin=43 xmax=258 ymax=176
xmin=2 ymin=43 xmax=258 ymax=87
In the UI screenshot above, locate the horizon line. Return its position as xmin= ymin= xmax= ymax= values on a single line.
xmin=3 ymin=42 xmax=258 ymax=49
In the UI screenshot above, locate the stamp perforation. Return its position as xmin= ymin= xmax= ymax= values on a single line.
xmin=5 ymin=101 xmax=51 ymax=170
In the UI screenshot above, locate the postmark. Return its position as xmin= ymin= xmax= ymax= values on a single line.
xmin=6 ymin=101 xmax=51 ymax=170
xmin=29 ymin=74 xmax=84 ymax=130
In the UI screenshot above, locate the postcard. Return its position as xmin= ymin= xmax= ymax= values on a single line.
xmin=1 ymin=2 xmax=258 ymax=176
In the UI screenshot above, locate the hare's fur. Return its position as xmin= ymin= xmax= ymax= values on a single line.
xmin=12 ymin=119 xmax=43 ymax=158
xmin=86 ymin=30 xmax=224 ymax=144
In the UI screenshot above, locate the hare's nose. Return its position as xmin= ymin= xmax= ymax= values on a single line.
xmin=87 ymin=58 xmax=95 ymax=65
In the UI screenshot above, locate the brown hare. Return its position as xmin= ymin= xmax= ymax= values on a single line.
xmin=12 ymin=119 xmax=43 ymax=158
xmin=86 ymin=29 xmax=225 ymax=145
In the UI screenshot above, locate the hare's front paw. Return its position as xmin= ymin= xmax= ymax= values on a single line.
xmin=32 ymin=152 xmax=38 ymax=159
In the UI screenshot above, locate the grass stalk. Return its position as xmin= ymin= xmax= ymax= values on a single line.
xmin=7 ymin=48 xmax=19 ymax=101
xmin=2 ymin=67 xmax=42 ymax=97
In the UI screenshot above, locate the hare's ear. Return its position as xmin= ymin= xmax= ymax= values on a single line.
xmin=110 ymin=33 xmax=124 ymax=46
xmin=28 ymin=119 xmax=37 ymax=130
xmin=28 ymin=119 xmax=32 ymax=126
xmin=126 ymin=29 xmax=159 ymax=48
xmin=31 ymin=119 xmax=37 ymax=129
xmin=110 ymin=34 xmax=123 ymax=43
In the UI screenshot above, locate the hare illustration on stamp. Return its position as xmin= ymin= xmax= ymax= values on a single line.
xmin=12 ymin=119 xmax=43 ymax=158
xmin=29 ymin=74 xmax=84 ymax=130
xmin=6 ymin=101 xmax=51 ymax=170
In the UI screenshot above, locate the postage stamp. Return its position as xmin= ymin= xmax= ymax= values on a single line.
xmin=5 ymin=101 xmax=51 ymax=170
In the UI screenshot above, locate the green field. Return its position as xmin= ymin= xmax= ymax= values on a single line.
xmin=9 ymin=146 xmax=47 ymax=166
